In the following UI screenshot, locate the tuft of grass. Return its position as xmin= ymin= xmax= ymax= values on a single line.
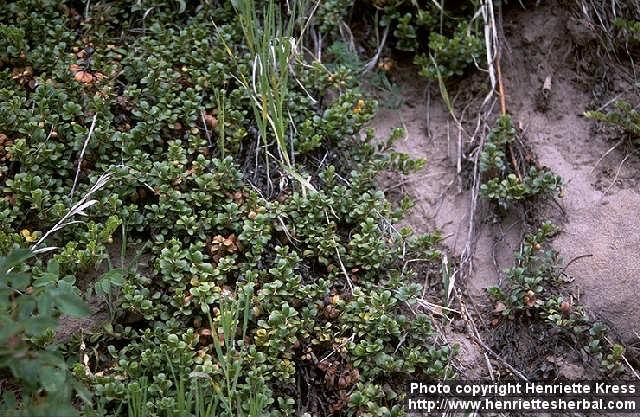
xmin=234 ymin=0 xmax=296 ymax=169
xmin=205 ymin=283 xmax=266 ymax=417
xmin=124 ymin=283 xmax=266 ymax=417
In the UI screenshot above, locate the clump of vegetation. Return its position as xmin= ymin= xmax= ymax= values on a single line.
xmin=0 ymin=0 xmax=454 ymax=415
xmin=613 ymin=18 xmax=640 ymax=45
xmin=393 ymin=5 xmax=484 ymax=80
xmin=585 ymin=100 xmax=640 ymax=145
xmin=4 ymin=0 xmax=633 ymax=413
xmin=488 ymin=223 xmax=627 ymax=377
xmin=577 ymin=0 xmax=640 ymax=55
xmin=313 ymin=0 xmax=485 ymax=80
xmin=0 ymin=249 xmax=90 ymax=416
xmin=414 ymin=22 xmax=484 ymax=79
xmin=479 ymin=115 xmax=562 ymax=208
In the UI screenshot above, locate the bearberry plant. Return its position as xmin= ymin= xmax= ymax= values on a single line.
xmin=585 ymin=100 xmax=640 ymax=146
xmin=480 ymin=115 xmax=562 ymax=208
xmin=0 ymin=1 xmax=454 ymax=416
xmin=488 ymin=223 xmax=628 ymax=377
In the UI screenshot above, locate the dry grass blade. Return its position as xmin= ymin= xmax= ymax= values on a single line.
xmin=33 ymin=171 xmax=113 ymax=251
xmin=590 ymin=138 xmax=625 ymax=173
xmin=70 ymin=114 xmax=97 ymax=199
xmin=459 ymin=293 xmax=530 ymax=381
xmin=604 ymin=151 xmax=630 ymax=195
xmin=363 ymin=23 xmax=390 ymax=73
xmin=460 ymin=0 xmax=500 ymax=279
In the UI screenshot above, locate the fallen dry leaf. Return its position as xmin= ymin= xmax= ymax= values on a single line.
xmin=524 ymin=290 xmax=537 ymax=308
xmin=377 ymin=57 xmax=394 ymax=72
xmin=210 ymin=234 xmax=238 ymax=255
xmin=11 ymin=66 xmax=35 ymax=87
xmin=70 ymin=64 xmax=105 ymax=85
xmin=204 ymin=113 xmax=218 ymax=129
xmin=560 ymin=297 xmax=572 ymax=315
xmin=74 ymin=69 xmax=93 ymax=84
xmin=183 ymin=294 xmax=193 ymax=306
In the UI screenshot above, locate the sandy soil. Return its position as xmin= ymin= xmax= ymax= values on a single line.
xmin=372 ymin=70 xmax=522 ymax=300
xmin=371 ymin=0 xmax=639 ymax=376
xmin=502 ymin=3 xmax=640 ymax=344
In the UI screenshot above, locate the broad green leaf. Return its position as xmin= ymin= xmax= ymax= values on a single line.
xmin=6 ymin=272 xmax=31 ymax=289
xmin=54 ymin=292 xmax=90 ymax=317
xmin=33 ymin=272 xmax=58 ymax=288
xmin=37 ymin=293 xmax=53 ymax=316
xmin=17 ymin=297 xmax=37 ymax=319
xmin=23 ymin=317 xmax=57 ymax=336
xmin=0 ymin=391 xmax=17 ymax=411
xmin=101 ymin=269 xmax=125 ymax=286
xmin=0 ymin=321 xmax=21 ymax=342
xmin=46 ymin=259 xmax=60 ymax=275
xmin=0 ymin=249 xmax=33 ymax=274
xmin=38 ymin=364 xmax=66 ymax=392
xmin=97 ymin=280 xmax=109 ymax=295
xmin=72 ymin=378 xmax=92 ymax=404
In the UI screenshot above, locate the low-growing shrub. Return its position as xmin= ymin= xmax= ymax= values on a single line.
xmin=480 ymin=115 xmax=562 ymax=207
xmin=0 ymin=249 xmax=90 ymax=417
xmin=309 ymin=0 xmax=485 ymax=81
xmin=585 ymin=100 xmax=640 ymax=145
xmin=414 ymin=22 xmax=484 ymax=79
xmin=488 ymin=223 xmax=628 ymax=377
xmin=0 ymin=1 xmax=454 ymax=415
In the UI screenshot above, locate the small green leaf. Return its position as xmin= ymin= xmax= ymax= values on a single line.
xmin=37 ymin=293 xmax=53 ymax=316
xmin=46 ymin=260 xmax=60 ymax=275
xmin=1 ymin=391 xmax=17 ymax=410
xmin=0 ymin=321 xmax=21 ymax=343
